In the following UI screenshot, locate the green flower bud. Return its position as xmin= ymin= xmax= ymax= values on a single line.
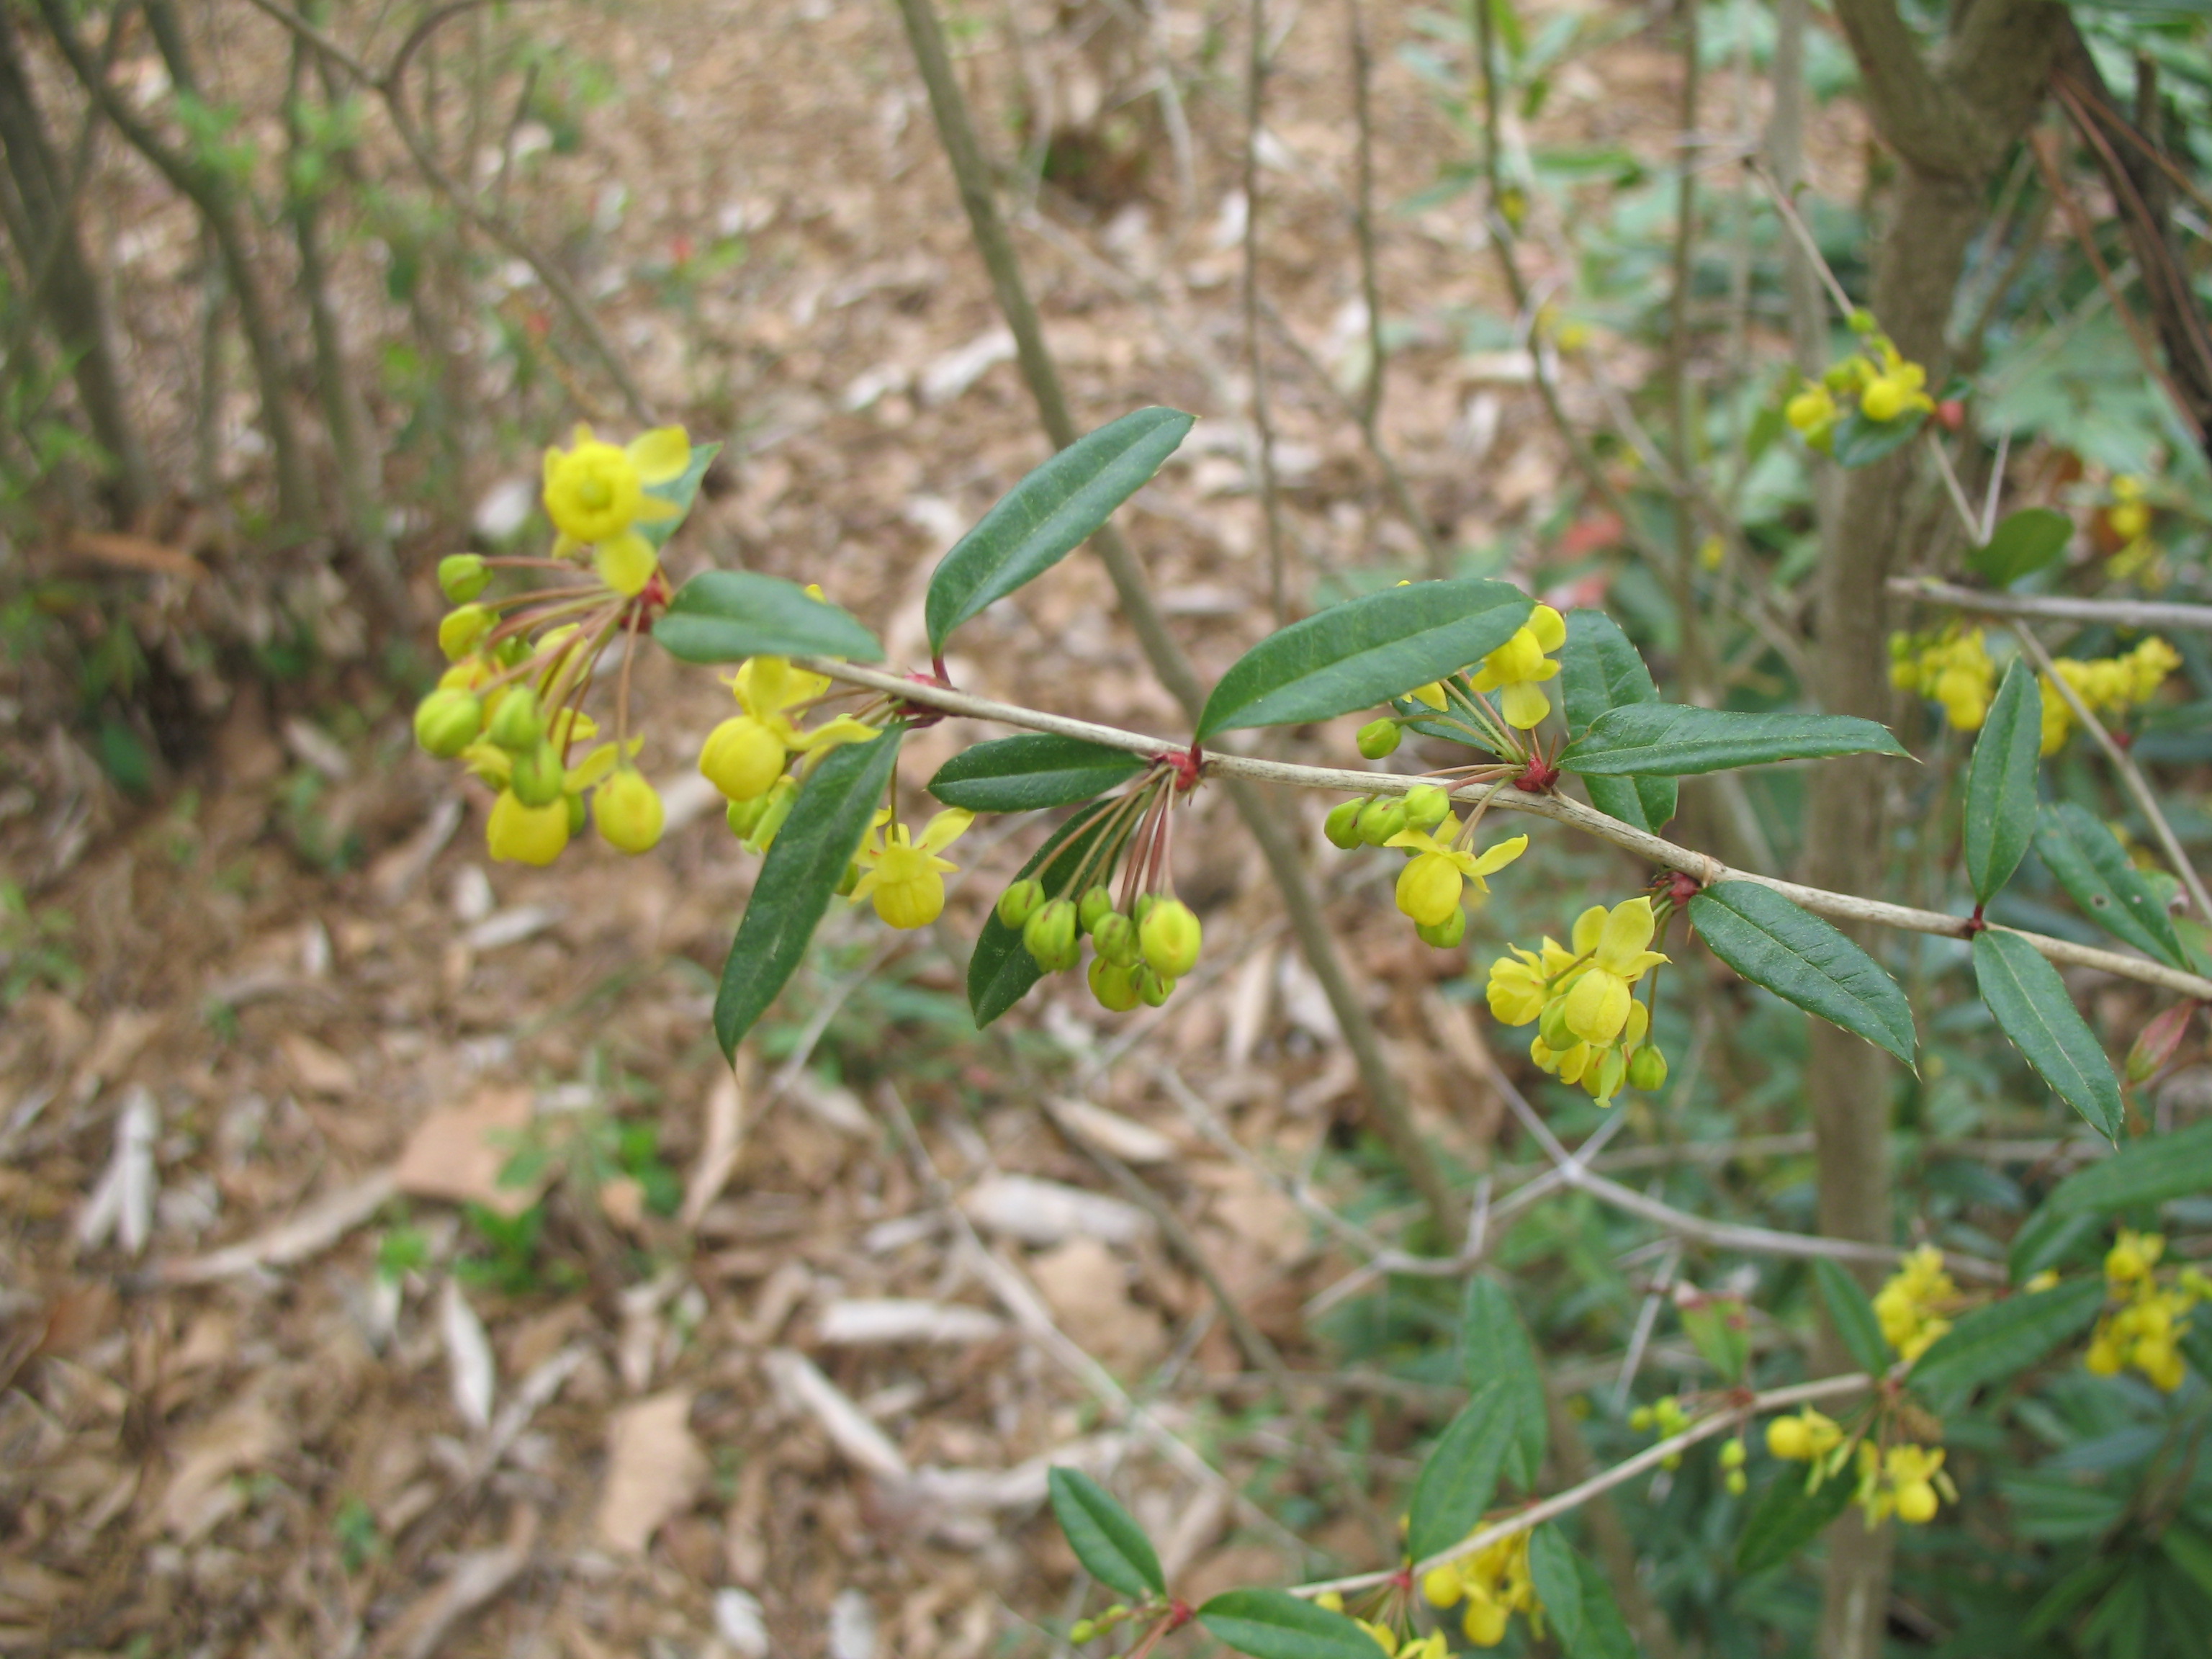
xmin=1135 ymin=965 xmax=1174 ymax=1007
xmin=1356 ymin=717 xmax=1402 ymax=760
xmin=748 ymin=778 xmax=797 ymax=851
xmin=413 ymin=688 xmax=482 ymax=757
xmin=727 ymin=794 xmax=768 ymax=839
xmin=1627 ymin=1044 xmax=1669 ymax=1092
xmin=1847 ymin=307 xmax=1877 ymax=335
xmin=1133 ymin=894 xmax=1159 ymax=925
xmin=1538 ymin=997 xmax=1575 ymax=1051
xmin=1089 ymin=956 xmax=1140 ymax=1012
xmin=1588 ymin=1046 xmax=1627 ymax=1102
xmin=1071 ymin=1623 xmax=1094 ymax=1646
xmin=593 ymin=768 xmax=665 ymax=855
xmin=567 ymin=791 xmax=588 ymax=834
xmin=438 ymin=603 xmax=494 ymax=661
xmin=1092 ymin=911 xmax=1139 ymax=967
xmin=1403 ymin=784 xmax=1451 ymax=830
xmin=438 ymin=553 xmax=490 ymax=603
xmin=511 ymin=739 xmax=566 ymax=808
xmin=1022 ymin=898 xmax=1079 ymax=971
xmin=496 ymin=634 xmax=534 ymax=668
xmin=1725 ymin=1468 xmax=1748 ymax=1496
xmin=1140 ymin=898 xmax=1202 ymax=978
xmin=1719 ymin=1437 xmax=1747 ymax=1469
xmin=837 ymin=858 xmax=862 ymax=896
xmin=1357 ymin=798 xmax=1407 ymax=846
xmin=1324 ymin=798 xmax=1366 ymax=850
xmin=997 ymin=877 xmax=1046 ymax=930
xmin=1078 ymin=886 xmax=1115 ymax=935
xmin=487 ymin=685 xmax=544 ymax=752
xmin=1416 ymin=909 xmax=1467 ymax=948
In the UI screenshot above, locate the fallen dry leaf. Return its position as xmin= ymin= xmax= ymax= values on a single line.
xmin=280 ymin=1032 xmax=358 ymax=1096
xmin=593 ymin=1388 xmax=704 ymax=1554
xmin=393 ymin=1088 xmax=540 ymax=1216
xmin=160 ymin=1392 xmax=281 ymax=1539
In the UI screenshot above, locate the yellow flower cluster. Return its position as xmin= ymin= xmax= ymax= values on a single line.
xmin=1889 ymin=626 xmax=1996 ymax=732
xmin=2085 ymin=1228 xmax=2204 ymax=1393
xmin=1354 ymin=598 xmax=1567 ymax=760
xmin=1785 ymin=333 xmax=1934 ymax=447
xmin=2038 ymin=637 xmax=2181 ymax=755
xmin=1875 ymin=1245 xmax=1957 ymax=1364
xmin=1485 ymin=898 xmax=1671 ymax=1106
xmin=1417 ymin=1528 xmax=1542 ymax=1647
xmin=413 ymin=424 xmax=701 ymax=866
xmin=1766 ymin=1409 xmax=1952 ymax=1528
xmin=2104 ymin=476 xmax=2164 ymax=585
xmin=1326 ymin=788 xmax=1527 ymax=949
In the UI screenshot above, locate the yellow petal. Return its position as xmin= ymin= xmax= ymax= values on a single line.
xmin=634 ymin=492 xmax=681 ymax=522
xmin=594 ymin=530 xmax=658 ymax=597
xmin=1595 ymin=896 xmax=1658 ymax=968
xmin=1571 ymin=904 xmax=1609 ymax=956
xmin=626 ymin=425 xmax=692 ymax=485
xmin=790 ymin=713 xmax=881 ymax=753
xmin=1529 ymin=603 xmax=1566 ymax=652
xmin=1499 ymin=680 xmax=1552 ymax=729
xmin=1468 ymin=833 xmax=1529 ymax=876
xmin=919 ymin=807 xmax=974 ymax=853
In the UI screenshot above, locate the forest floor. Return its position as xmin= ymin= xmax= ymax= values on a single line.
xmin=0 ymin=2 xmax=1860 ymax=1654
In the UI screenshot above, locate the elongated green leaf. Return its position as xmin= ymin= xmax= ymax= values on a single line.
xmin=1970 ymin=507 xmax=2072 ymax=587
xmin=1529 ymin=1532 xmax=1633 ymax=1659
xmin=1560 ymin=705 xmax=1909 ymax=776
xmin=1974 ymin=930 xmax=2126 ymax=1144
xmin=1406 ymin=1379 xmax=1515 ymax=1563
xmin=1690 ymin=882 xmax=1916 ymax=1066
xmin=1828 ymin=405 xmax=1925 ymax=468
xmin=1195 ymin=580 xmax=1534 ymax=738
xmin=967 ymin=800 xmax=1121 ymax=1027
xmin=1736 ymin=1465 xmax=1854 ymax=1575
xmin=637 ymin=439 xmax=721 ymax=550
xmin=1962 ymin=661 xmax=2043 ymax=904
xmin=928 ymin=734 xmax=1144 ymax=813
xmin=1197 ymin=1591 xmax=1380 ymax=1659
xmin=1812 ymin=1259 xmax=1892 ymax=1375
xmin=1906 ymin=1276 xmax=2105 ymax=1415
xmin=2036 ymin=802 xmax=2190 ymax=970
xmin=925 ymin=408 xmax=1194 ymax=650
xmin=1560 ymin=610 xmax=1675 ymax=835
xmin=714 ymin=726 xmax=903 ymax=1055
xmin=656 ymin=570 xmax=885 ymax=664
xmin=2046 ymin=1117 xmax=2212 ymax=1215
xmin=1462 ymin=1277 xmax=1547 ymax=1491
xmin=1046 ymin=1468 xmax=1163 ymax=1599
xmin=2008 ymin=1204 xmax=2108 ymax=1285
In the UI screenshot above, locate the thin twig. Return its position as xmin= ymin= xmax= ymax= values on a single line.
xmin=1243 ymin=0 xmax=1290 ymax=624
xmin=2009 ymin=621 xmax=2212 ymax=921
xmin=799 ymin=655 xmax=2212 ymax=1002
xmin=1887 ymin=577 xmax=2212 ymax=633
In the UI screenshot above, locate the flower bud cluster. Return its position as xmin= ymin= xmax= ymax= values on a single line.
xmin=1484 ymin=899 xmax=1669 ymax=1106
xmin=1326 ymin=788 xmax=1528 ymax=950
xmin=1887 ymin=625 xmax=1995 ymax=733
xmin=999 ymin=879 xmax=1202 ymax=1011
xmin=1628 ymin=1394 xmax=1692 ymax=1468
xmin=698 ymin=652 xmax=882 ymax=854
xmin=2085 ymin=1228 xmax=2204 ymax=1393
xmin=1785 ymin=326 xmax=1934 ymax=449
xmin=1874 ymin=1244 xmax=1956 ymax=1364
xmin=1413 ymin=1524 xmax=1542 ymax=1648
xmin=2037 ymin=637 xmax=2180 ymax=754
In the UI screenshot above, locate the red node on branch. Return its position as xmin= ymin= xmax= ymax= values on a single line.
xmin=1513 ymin=755 xmax=1560 ymax=793
xmin=1664 ymin=871 xmax=1704 ymax=906
xmin=1961 ymin=904 xmax=1988 ymax=937
xmin=895 ymin=665 xmax=958 ymax=729
xmin=1158 ymin=740 xmax=1205 ymax=793
xmin=1164 ymin=1599 xmax=1194 ymax=1632
xmin=623 ymin=570 xmax=675 ymax=631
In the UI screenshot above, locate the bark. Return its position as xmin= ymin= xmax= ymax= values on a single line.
xmin=1802 ymin=3 xmax=2064 ymax=1653
xmin=0 ymin=6 xmax=154 ymax=519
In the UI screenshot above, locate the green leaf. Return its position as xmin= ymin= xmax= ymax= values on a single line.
xmin=1689 ymin=882 xmax=1916 ymax=1067
xmin=1406 ymin=1379 xmax=1515 ymax=1563
xmin=1969 ymin=507 xmax=2073 ymax=587
xmin=1530 ymin=1532 xmax=1634 ymax=1659
xmin=2008 ymin=1205 xmax=2107 ymax=1285
xmin=2046 ymin=1117 xmax=2212 ymax=1215
xmin=1828 ymin=405 xmax=1925 ymax=468
xmin=925 ymin=408 xmax=1194 ymax=651
xmin=1560 ymin=610 xmax=1675 ymax=835
xmin=714 ymin=725 xmax=903 ymax=1056
xmin=655 ymin=570 xmax=885 ymax=664
xmin=1462 ymin=1277 xmax=1547 ymax=1491
xmin=1197 ymin=1590 xmax=1380 ymax=1659
xmin=927 ymin=734 xmax=1144 ymax=813
xmin=1812 ymin=1259 xmax=1892 ymax=1375
xmin=1560 ymin=705 xmax=1909 ymax=776
xmin=1735 ymin=1465 xmax=1854 ymax=1575
xmin=637 ymin=439 xmax=721 ymax=550
xmin=1961 ymin=660 xmax=2043 ymax=904
xmin=2035 ymin=802 xmax=2190 ymax=970
xmin=1046 ymin=1468 xmax=1163 ymax=1599
xmin=1195 ymin=580 xmax=1534 ymax=738
xmin=1973 ymin=930 xmax=2127 ymax=1145
xmin=967 ymin=800 xmax=1122 ymax=1027
xmin=1906 ymin=1276 xmax=2105 ymax=1415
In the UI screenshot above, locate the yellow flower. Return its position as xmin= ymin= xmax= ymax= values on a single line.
xmin=1385 ymin=823 xmax=1529 ymax=926
xmin=1875 ymin=1245 xmax=1956 ymax=1363
xmin=1859 ymin=347 xmax=1933 ymax=423
xmin=701 ymin=657 xmax=879 ymax=801
xmin=1559 ymin=897 xmax=1668 ymax=1046
xmin=1786 ymin=383 xmax=1836 ymax=436
xmin=1424 ymin=1529 xmax=1539 ymax=1649
xmin=487 ymin=788 xmax=570 ymax=866
xmin=851 ymin=808 xmax=973 ymax=929
xmin=541 ymin=423 xmax=691 ymax=595
xmin=593 ymin=767 xmax=665 ymax=855
xmin=2087 ymin=1228 xmax=2201 ymax=1391
xmin=1883 ymin=1444 xmax=1947 ymax=1524
xmin=1469 ymin=604 xmax=1568 ymax=729
xmin=1765 ymin=1407 xmax=1843 ymax=1462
